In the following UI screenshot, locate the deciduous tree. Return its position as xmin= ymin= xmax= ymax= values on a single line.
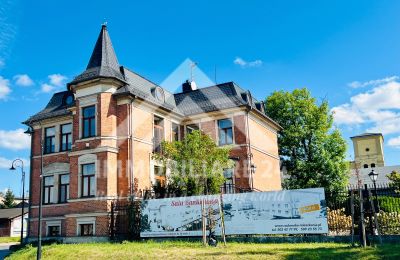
xmin=387 ymin=170 xmax=400 ymax=192
xmin=265 ymin=88 xmax=348 ymax=193
xmin=153 ymin=130 xmax=233 ymax=196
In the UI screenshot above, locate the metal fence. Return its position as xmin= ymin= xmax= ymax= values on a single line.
xmin=326 ymin=184 xmax=400 ymax=237
xmin=110 ymin=183 xmax=400 ymax=240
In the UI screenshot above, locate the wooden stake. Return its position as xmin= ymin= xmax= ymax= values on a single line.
xmin=350 ymin=190 xmax=355 ymax=247
xmin=201 ymin=199 xmax=207 ymax=246
xmin=359 ymin=188 xmax=367 ymax=247
xmin=219 ymin=194 xmax=227 ymax=246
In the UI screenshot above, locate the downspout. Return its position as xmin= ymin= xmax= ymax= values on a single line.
xmin=245 ymin=91 xmax=254 ymax=190
xmin=129 ymin=98 xmax=135 ymax=198
xmin=127 ymin=103 xmax=131 ymax=197
xmin=27 ymin=123 xmax=34 ymax=240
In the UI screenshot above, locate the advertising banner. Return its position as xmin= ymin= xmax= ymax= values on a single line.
xmin=140 ymin=188 xmax=328 ymax=237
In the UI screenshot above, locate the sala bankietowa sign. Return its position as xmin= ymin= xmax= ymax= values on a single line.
xmin=140 ymin=188 xmax=328 ymax=237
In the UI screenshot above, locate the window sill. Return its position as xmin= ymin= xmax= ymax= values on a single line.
xmin=80 ymin=136 xmax=97 ymax=141
xmin=219 ymin=143 xmax=234 ymax=147
xmin=34 ymin=151 xmax=68 ymax=159
xmin=80 ymin=196 xmax=95 ymax=199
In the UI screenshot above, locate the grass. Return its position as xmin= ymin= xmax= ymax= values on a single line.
xmin=5 ymin=241 xmax=400 ymax=260
xmin=0 ymin=237 xmax=20 ymax=243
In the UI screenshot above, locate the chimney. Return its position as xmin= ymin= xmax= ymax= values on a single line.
xmin=182 ymin=80 xmax=197 ymax=93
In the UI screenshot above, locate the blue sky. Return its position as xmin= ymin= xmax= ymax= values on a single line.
xmin=1 ymin=0 xmax=400 ymax=195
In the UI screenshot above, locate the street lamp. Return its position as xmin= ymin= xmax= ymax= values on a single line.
xmin=250 ymin=164 xmax=257 ymax=190
xmin=9 ymin=159 xmax=26 ymax=244
xmin=368 ymin=169 xmax=379 ymax=207
xmin=25 ymin=124 xmax=44 ymax=260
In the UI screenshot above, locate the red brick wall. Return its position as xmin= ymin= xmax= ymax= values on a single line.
xmin=200 ymin=120 xmax=216 ymax=140
xmin=116 ymin=103 xmax=130 ymax=197
xmin=233 ymin=115 xmax=247 ymax=145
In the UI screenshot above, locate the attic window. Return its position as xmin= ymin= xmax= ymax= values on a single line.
xmin=152 ymin=87 xmax=165 ymax=102
xmin=64 ymin=94 xmax=74 ymax=106
xmin=365 ymin=148 xmax=370 ymax=152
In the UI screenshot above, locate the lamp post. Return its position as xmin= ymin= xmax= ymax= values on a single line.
xmin=368 ymin=169 xmax=379 ymax=206
xmin=25 ymin=124 xmax=43 ymax=260
xmin=9 ymin=159 xmax=26 ymax=243
xmin=250 ymin=164 xmax=257 ymax=190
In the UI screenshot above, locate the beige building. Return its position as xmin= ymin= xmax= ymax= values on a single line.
xmin=351 ymin=133 xmax=385 ymax=169
xmin=349 ymin=133 xmax=400 ymax=186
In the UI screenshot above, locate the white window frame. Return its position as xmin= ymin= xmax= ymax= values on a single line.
xmin=46 ymin=220 xmax=61 ymax=237
xmin=78 ymin=95 xmax=98 ymax=139
xmin=171 ymin=121 xmax=181 ymax=142
xmin=216 ymin=117 xmax=235 ymax=146
xmin=77 ymin=154 xmax=97 ymax=198
xmin=76 ymin=217 xmax=96 ymax=236
xmin=42 ymin=163 xmax=70 ymax=204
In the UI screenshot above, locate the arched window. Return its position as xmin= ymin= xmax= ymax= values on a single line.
xmin=363 ymin=164 xmax=368 ymax=168
xmin=371 ymin=163 xmax=376 ymax=168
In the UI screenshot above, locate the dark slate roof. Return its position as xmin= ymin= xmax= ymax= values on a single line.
xmin=68 ymin=25 xmax=125 ymax=86
xmin=0 ymin=208 xmax=27 ymax=220
xmin=23 ymin=91 xmax=74 ymax=124
xmin=25 ymin=25 xmax=280 ymax=129
xmin=115 ymin=67 xmax=179 ymax=113
xmin=350 ymin=133 xmax=383 ymax=139
xmin=174 ymin=82 xmax=248 ymax=116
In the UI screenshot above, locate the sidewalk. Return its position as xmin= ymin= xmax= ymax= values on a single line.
xmin=0 ymin=243 xmax=19 ymax=260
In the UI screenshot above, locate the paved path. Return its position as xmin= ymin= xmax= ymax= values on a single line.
xmin=0 ymin=243 xmax=19 ymax=260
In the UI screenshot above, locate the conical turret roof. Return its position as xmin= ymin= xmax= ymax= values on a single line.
xmin=68 ymin=24 xmax=125 ymax=87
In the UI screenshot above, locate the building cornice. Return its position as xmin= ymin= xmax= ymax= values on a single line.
xmin=68 ymin=146 xmax=119 ymax=157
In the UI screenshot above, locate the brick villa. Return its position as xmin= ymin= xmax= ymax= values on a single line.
xmin=24 ymin=25 xmax=282 ymax=241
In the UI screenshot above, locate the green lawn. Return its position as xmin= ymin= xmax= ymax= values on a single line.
xmin=6 ymin=241 xmax=400 ymax=260
xmin=0 ymin=237 xmax=20 ymax=243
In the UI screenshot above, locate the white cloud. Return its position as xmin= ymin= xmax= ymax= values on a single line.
xmin=348 ymin=76 xmax=398 ymax=89
xmin=332 ymin=79 xmax=400 ymax=135
xmin=331 ymin=104 xmax=364 ymax=125
xmin=39 ymin=74 xmax=67 ymax=93
xmin=0 ymin=76 xmax=11 ymax=100
xmin=41 ymin=83 xmax=55 ymax=93
xmin=0 ymin=128 xmax=31 ymax=150
xmin=0 ymin=157 xmax=12 ymax=169
xmin=388 ymin=136 xmax=400 ymax=148
xmin=13 ymin=74 xmax=34 ymax=87
xmin=48 ymin=74 xmax=67 ymax=87
xmin=234 ymin=57 xmax=263 ymax=68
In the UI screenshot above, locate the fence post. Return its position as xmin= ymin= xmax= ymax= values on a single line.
xmin=201 ymin=199 xmax=207 ymax=246
xmin=350 ymin=190 xmax=355 ymax=247
xmin=110 ymin=200 xmax=115 ymax=241
xmin=367 ymin=188 xmax=382 ymax=245
xmin=219 ymin=194 xmax=227 ymax=246
xmin=359 ymin=187 xmax=367 ymax=247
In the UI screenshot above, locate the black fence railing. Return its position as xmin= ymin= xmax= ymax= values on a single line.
xmin=219 ymin=183 xmax=260 ymax=194
xmin=326 ymin=184 xmax=400 ymax=236
xmin=110 ymin=183 xmax=400 ymax=240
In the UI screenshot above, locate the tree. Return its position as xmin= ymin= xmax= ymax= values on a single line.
xmin=265 ymin=88 xmax=349 ymax=193
xmin=387 ymin=170 xmax=400 ymax=192
xmin=1 ymin=189 xmax=16 ymax=208
xmin=153 ymin=130 xmax=233 ymax=196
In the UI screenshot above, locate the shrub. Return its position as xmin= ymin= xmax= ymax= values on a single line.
xmin=376 ymin=211 xmax=400 ymax=235
xmin=327 ymin=208 xmax=352 ymax=235
xmin=377 ymin=196 xmax=400 ymax=213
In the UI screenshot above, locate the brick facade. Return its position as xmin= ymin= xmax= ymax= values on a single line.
xmin=26 ymin=27 xmax=281 ymax=242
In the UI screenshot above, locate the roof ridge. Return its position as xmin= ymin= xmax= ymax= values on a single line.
xmin=173 ymin=81 xmax=235 ymax=96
